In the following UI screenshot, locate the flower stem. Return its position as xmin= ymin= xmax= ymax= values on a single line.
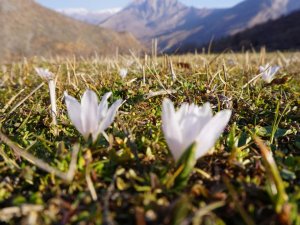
xmin=48 ymin=80 xmax=57 ymax=124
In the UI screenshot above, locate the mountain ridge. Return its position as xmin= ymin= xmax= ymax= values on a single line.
xmin=202 ymin=10 xmax=300 ymax=52
xmin=100 ymin=0 xmax=300 ymax=52
xmin=178 ymin=0 xmax=300 ymax=51
xmin=100 ymin=0 xmax=214 ymax=48
xmin=57 ymin=8 xmax=121 ymax=25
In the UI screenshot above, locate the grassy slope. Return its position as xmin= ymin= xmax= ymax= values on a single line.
xmin=0 ymin=0 xmax=143 ymax=63
xmin=0 ymin=52 xmax=299 ymax=224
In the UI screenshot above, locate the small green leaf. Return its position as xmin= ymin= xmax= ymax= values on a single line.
xmin=171 ymin=195 xmax=191 ymax=225
xmin=13 ymin=195 xmax=27 ymax=206
xmin=255 ymin=126 xmax=292 ymax=138
xmin=116 ymin=177 xmax=129 ymax=191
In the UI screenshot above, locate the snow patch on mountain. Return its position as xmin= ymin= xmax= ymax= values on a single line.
xmin=57 ymin=8 xmax=121 ymax=25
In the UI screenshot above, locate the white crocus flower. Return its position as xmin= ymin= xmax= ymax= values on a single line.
xmin=259 ymin=64 xmax=280 ymax=83
xmin=119 ymin=68 xmax=128 ymax=79
xmin=162 ymin=99 xmax=232 ymax=162
xmin=64 ymin=90 xmax=123 ymax=143
xmin=35 ymin=68 xmax=57 ymax=126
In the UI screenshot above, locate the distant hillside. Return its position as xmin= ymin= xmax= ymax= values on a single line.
xmin=0 ymin=0 xmax=142 ymax=62
xmin=205 ymin=10 xmax=300 ymax=52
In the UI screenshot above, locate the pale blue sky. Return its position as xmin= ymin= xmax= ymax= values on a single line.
xmin=36 ymin=0 xmax=244 ymax=10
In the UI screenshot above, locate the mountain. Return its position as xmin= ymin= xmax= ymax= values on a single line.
xmin=100 ymin=0 xmax=300 ymax=52
xmin=204 ymin=10 xmax=300 ymax=52
xmin=175 ymin=0 xmax=300 ymax=52
xmin=57 ymin=8 xmax=121 ymax=25
xmin=100 ymin=0 xmax=215 ymax=48
xmin=0 ymin=0 xmax=142 ymax=62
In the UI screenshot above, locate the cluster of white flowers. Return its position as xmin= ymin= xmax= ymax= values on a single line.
xmin=40 ymin=66 xmax=292 ymax=163
xmin=36 ymin=68 xmax=123 ymax=142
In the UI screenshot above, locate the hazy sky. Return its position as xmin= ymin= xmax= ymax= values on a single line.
xmin=36 ymin=0 xmax=244 ymax=10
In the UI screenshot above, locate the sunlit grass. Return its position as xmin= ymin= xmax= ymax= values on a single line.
xmin=0 ymin=51 xmax=299 ymax=224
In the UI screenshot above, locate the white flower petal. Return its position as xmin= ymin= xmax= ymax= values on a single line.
xmin=195 ymin=110 xmax=232 ymax=159
xmin=97 ymin=99 xmax=123 ymax=138
xmin=259 ymin=64 xmax=269 ymax=73
xmin=35 ymin=67 xmax=54 ymax=80
xmin=179 ymin=102 xmax=213 ymax=150
xmin=177 ymin=102 xmax=212 ymax=122
xmin=81 ymin=90 xmax=99 ymax=136
xmin=162 ymin=98 xmax=184 ymax=161
xmin=179 ymin=115 xmax=202 ymax=152
xmin=98 ymin=92 xmax=112 ymax=121
xmin=176 ymin=102 xmax=189 ymax=120
xmin=64 ymin=92 xmax=84 ymax=135
xmin=262 ymin=73 xmax=271 ymax=83
xmin=270 ymin=66 xmax=280 ymax=75
xmin=259 ymin=66 xmax=265 ymax=73
xmin=260 ymin=64 xmax=280 ymax=83
xmin=196 ymin=102 xmax=213 ymax=117
xmin=119 ymin=68 xmax=128 ymax=79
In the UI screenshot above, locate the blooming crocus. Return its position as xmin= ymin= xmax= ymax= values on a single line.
xmin=64 ymin=90 xmax=122 ymax=143
xmin=35 ymin=68 xmax=57 ymax=126
xmin=119 ymin=68 xmax=128 ymax=79
xmin=259 ymin=64 xmax=280 ymax=83
xmin=162 ymin=99 xmax=232 ymax=162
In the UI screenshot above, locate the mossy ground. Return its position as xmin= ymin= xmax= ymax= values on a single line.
xmin=0 ymin=52 xmax=299 ymax=225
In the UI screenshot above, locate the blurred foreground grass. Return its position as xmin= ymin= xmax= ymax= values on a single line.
xmin=0 ymin=52 xmax=299 ymax=225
